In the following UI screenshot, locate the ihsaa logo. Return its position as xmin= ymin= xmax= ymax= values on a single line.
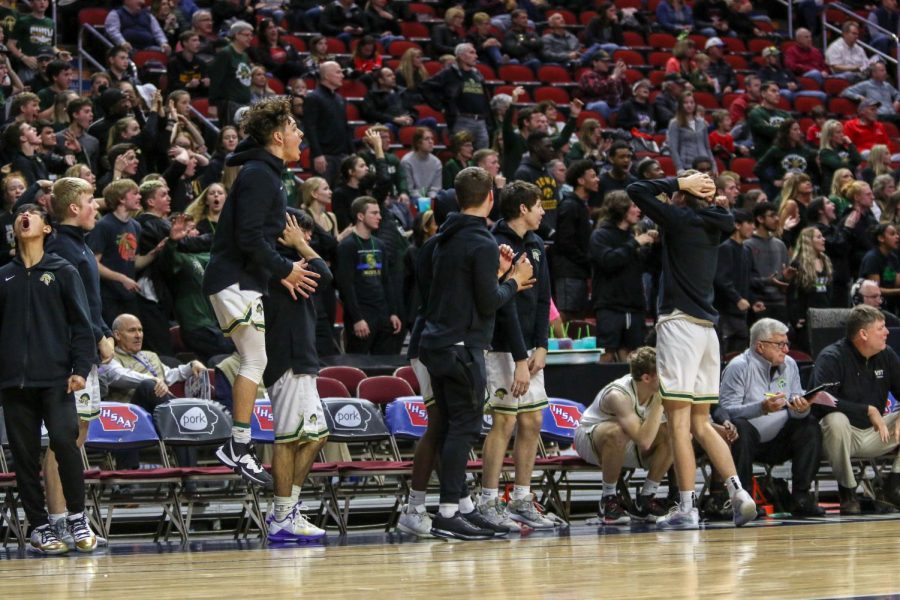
xmin=254 ymin=403 xmax=274 ymax=432
xmin=169 ymin=405 xmax=218 ymax=434
xmin=404 ymin=401 xmax=429 ymax=427
xmin=335 ymin=404 xmax=371 ymax=430
xmin=549 ymin=403 xmax=582 ymax=429
xmin=100 ymin=405 xmax=138 ymax=432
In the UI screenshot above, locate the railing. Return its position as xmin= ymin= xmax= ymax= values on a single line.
xmin=77 ymin=23 xmax=113 ymax=90
xmin=821 ymin=3 xmax=900 ymax=83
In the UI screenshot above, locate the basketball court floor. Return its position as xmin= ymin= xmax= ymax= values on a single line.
xmin=4 ymin=514 xmax=900 ymax=599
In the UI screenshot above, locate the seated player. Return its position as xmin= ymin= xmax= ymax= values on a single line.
xmin=574 ymin=347 xmax=673 ymax=524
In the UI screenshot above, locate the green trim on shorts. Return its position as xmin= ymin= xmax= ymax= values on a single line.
xmin=78 ymin=410 xmax=100 ymax=422
xmin=485 ymin=397 xmax=548 ymax=415
xmin=659 ymin=383 xmax=719 ymax=404
xmin=274 ymin=426 xmax=330 ymax=444
xmin=221 ymin=304 xmax=266 ymax=335
xmin=423 ymin=396 xmax=435 ymax=408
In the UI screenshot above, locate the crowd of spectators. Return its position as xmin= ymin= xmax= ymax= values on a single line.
xmin=3 ymin=0 xmax=900 ymax=515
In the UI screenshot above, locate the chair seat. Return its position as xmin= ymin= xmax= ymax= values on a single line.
xmin=176 ymin=466 xmax=236 ymax=477
xmin=535 ymin=455 xmax=593 ymax=468
xmin=311 ymin=462 xmax=339 ymax=473
xmin=334 ymin=460 xmax=412 ymax=472
xmin=0 ymin=472 xmax=16 ymax=483
xmin=97 ymin=467 xmax=184 ymax=480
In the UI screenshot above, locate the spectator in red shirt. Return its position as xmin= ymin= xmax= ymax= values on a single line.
xmin=805 ymin=105 xmax=828 ymax=145
xmin=784 ymin=27 xmax=829 ymax=85
xmin=729 ymin=74 xmax=761 ymax=126
xmin=709 ymin=109 xmax=738 ymax=163
xmin=844 ymin=99 xmax=894 ymax=156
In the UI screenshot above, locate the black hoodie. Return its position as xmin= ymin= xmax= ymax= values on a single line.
xmin=553 ymin=191 xmax=592 ymax=280
xmin=0 ymin=252 xmax=96 ymax=388
xmin=590 ymin=221 xmax=650 ymax=313
xmin=202 ymin=138 xmax=294 ymax=297
xmin=420 ymin=213 xmax=518 ymax=351
xmin=262 ymin=209 xmax=334 ymax=386
xmin=628 ymin=178 xmax=734 ymax=324
xmin=490 ymin=219 xmax=549 ymax=358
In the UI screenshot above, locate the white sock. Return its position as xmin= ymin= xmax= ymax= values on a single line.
xmin=291 ymin=485 xmax=302 ymax=505
xmin=679 ymin=491 xmax=695 ymax=512
xmin=439 ymin=503 xmax=458 ymax=518
xmin=481 ymin=488 xmax=499 ymax=504
xmin=725 ymin=475 xmax=743 ymax=500
xmin=66 ymin=512 xmax=84 ymax=522
xmin=602 ymin=481 xmax=617 ymax=498
xmin=409 ymin=489 xmax=427 ymax=507
xmin=232 ymin=425 xmax=251 ymax=445
xmin=458 ymin=495 xmax=475 ymax=514
xmin=511 ymin=485 xmax=529 ymax=501
xmin=641 ymin=479 xmax=660 ymax=498
xmin=274 ymin=496 xmax=293 ymax=521
xmin=49 ymin=512 xmax=67 ymax=524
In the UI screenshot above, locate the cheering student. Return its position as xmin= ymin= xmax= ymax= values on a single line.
xmin=202 ymin=97 xmax=319 ymax=488
xmin=0 ymin=203 xmax=98 ymax=554
xmin=419 ymin=167 xmax=534 ymax=540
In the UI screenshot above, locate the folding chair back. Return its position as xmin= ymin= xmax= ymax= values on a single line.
xmin=541 ymin=398 xmax=586 ymax=444
xmin=392 ymin=366 xmax=421 ymax=395
xmin=319 ymin=366 xmax=367 ymax=394
xmin=322 ymin=398 xmax=392 ymax=443
xmin=87 ymin=402 xmax=161 ymax=449
xmin=384 ymin=396 xmax=428 ymax=440
xmin=356 ymin=375 xmax=415 ymax=405
xmin=153 ymin=399 xmax=232 ymax=447
xmin=251 ymin=399 xmax=275 ymax=444
xmin=316 ymin=376 xmax=350 ymax=398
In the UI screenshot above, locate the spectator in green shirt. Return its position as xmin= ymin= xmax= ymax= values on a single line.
xmin=208 ymin=20 xmax=253 ymax=126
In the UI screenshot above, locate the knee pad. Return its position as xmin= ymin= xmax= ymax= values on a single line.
xmin=231 ymin=325 xmax=267 ymax=385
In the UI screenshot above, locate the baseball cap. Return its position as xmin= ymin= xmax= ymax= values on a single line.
xmin=36 ymin=46 xmax=56 ymax=60
xmin=762 ymin=46 xmax=780 ymax=58
xmin=664 ymin=73 xmax=685 ymax=84
xmin=591 ymin=50 xmax=610 ymax=62
xmin=705 ymin=37 xmax=725 ymax=50
xmin=860 ymin=98 xmax=882 ymax=110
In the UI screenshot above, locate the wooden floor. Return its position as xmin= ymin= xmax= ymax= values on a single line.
xmin=4 ymin=518 xmax=900 ymax=599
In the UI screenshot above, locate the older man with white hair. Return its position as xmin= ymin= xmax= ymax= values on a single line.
xmin=303 ymin=60 xmax=354 ymax=186
xmin=208 ymin=20 xmax=253 ymax=125
xmin=420 ymin=43 xmax=493 ymax=150
xmin=718 ymin=318 xmax=825 ymax=516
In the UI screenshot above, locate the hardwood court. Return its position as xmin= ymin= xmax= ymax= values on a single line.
xmin=4 ymin=518 xmax=900 ymax=599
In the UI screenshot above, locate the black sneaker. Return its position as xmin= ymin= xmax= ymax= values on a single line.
xmin=791 ymin=492 xmax=826 ymax=517
xmin=600 ymin=494 xmax=630 ymax=525
xmin=461 ymin=509 xmax=509 ymax=536
xmin=628 ymin=495 xmax=669 ymax=522
xmin=431 ymin=512 xmax=494 ymax=540
xmin=216 ymin=438 xmax=273 ymax=488
xmin=700 ymin=491 xmax=732 ymax=521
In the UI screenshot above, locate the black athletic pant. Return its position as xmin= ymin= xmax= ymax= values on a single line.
xmin=2 ymin=386 xmax=85 ymax=528
xmin=420 ymin=346 xmax=486 ymax=505
xmin=731 ymin=415 xmax=822 ymax=494
xmin=346 ymin=317 xmax=398 ymax=355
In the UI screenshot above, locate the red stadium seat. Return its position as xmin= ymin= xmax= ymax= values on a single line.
xmin=346 ymin=103 xmax=361 ymax=122
xmin=267 ymin=77 xmax=285 ymax=94
xmin=393 ymin=366 xmax=421 ymax=395
xmin=648 ymin=52 xmax=672 ymax=69
xmin=339 ymin=80 xmax=368 ymax=99
xmin=748 ymin=38 xmax=772 ymax=54
xmin=798 ymin=76 xmax=822 ymax=91
xmin=79 ymin=7 xmax=109 ymax=26
xmin=730 ymin=157 xmax=759 ymax=182
xmin=693 ymin=91 xmax=720 ymax=110
xmin=622 ymin=30 xmax=644 ymax=47
xmin=324 ymin=37 xmax=346 ymax=54
xmin=398 ymin=125 xmax=417 ymax=146
xmin=316 ymin=376 xmax=350 ymax=398
xmin=614 ymin=49 xmax=646 ymax=66
xmin=824 ymin=78 xmax=851 ymax=96
xmin=623 ymin=68 xmax=643 ymax=84
xmin=722 ymin=37 xmax=747 ymax=53
xmin=538 ymin=65 xmax=572 ymax=84
xmin=648 ymin=33 xmax=677 ymax=49
xmin=475 ymin=63 xmax=497 ymax=80
xmin=281 ymin=34 xmax=306 ymax=52
xmin=424 ymin=60 xmax=444 ymax=76
xmin=414 ymin=104 xmax=446 ymax=123
xmin=499 ymin=64 xmax=536 ymax=83
xmin=794 ymin=96 xmax=824 ymax=115
xmin=723 ymin=55 xmax=749 ymax=70
xmin=133 ymin=50 xmax=168 ymax=67
xmin=689 ymin=34 xmax=709 ymax=49
xmin=319 ymin=366 xmax=367 ymax=394
xmin=191 ymin=97 xmax=210 ymax=117
xmin=399 ymin=22 xmax=430 ymax=39
xmin=828 ymin=97 xmax=857 ymax=116
xmin=388 ymin=40 xmax=422 ymax=58
xmin=356 ymin=376 xmax=416 ymax=405
xmin=494 ymin=84 xmax=529 ymax=101
xmin=534 ymin=86 xmax=570 ymax=104
xmin=407 ymin=2 xmax=436 ymax=17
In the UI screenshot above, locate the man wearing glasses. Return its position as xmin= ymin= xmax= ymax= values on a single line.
xmin=209 ymin=21 xmax=253 ymax=125
xmin=854 ymin=279 xmax=900 ymax=326
xmin=718 ymin=318 xmax=825 ymax=516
